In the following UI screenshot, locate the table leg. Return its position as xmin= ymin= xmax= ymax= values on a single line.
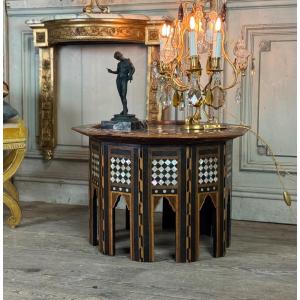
xmin=162 ymin=197 xmax=175 ymax=230
xmin=226 ymin=192 xmax=231 ymax=248
xmin=213 ymin=196 xmax=226 ymax=258
xmin=89 ymin=187 xmax=98 ymax=246
xmin=125 ymin=207 xmax=130 ymax=230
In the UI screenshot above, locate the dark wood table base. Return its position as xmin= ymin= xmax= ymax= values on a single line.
xmin=73 ymin=124 xmax=247 ymax=263
xmin=89 ymin=140 xmax=233 ymax=262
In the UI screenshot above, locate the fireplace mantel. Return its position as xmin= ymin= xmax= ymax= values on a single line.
xmin=28 ymin=14 xmax=171 ymax=160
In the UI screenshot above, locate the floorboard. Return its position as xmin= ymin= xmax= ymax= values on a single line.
xmin=3 ymin=202 xmax=297 ymax=300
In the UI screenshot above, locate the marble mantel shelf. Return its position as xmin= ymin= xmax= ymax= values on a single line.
xmin=26 ymin=14 xmax=172 ymax=27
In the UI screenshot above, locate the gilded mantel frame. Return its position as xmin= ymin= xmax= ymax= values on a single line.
xmin=29 ymin=17 xmax=168 ymax=160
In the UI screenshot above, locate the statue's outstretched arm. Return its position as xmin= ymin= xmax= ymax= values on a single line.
xmin=107 ymin=68 xmax=118 ymax=74
xmin=107 ymin=63 xmax=120 ymax=74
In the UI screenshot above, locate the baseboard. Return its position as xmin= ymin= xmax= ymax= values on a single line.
xmin=15 ymin=179 xmax=297 ymax=224
xmin=232 ymin=194 xmax=297 ymax=225
xmin=15 ymin=180 xmax=89 ymax=206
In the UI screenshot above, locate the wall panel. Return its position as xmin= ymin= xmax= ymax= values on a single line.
xmin=224 ymin=1 xmax=296 ymax=223
xmin=6 ymin=0 xmax=296 ymax=223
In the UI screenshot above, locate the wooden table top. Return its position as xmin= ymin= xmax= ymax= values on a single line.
xmin=73 ymin=123 xmax=249 ymax=144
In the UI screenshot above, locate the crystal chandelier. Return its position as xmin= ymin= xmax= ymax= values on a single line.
xmin=154 ymin=0 xmax=251 ymax=129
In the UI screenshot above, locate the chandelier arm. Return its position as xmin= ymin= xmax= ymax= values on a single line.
xmin=178 ymin=25 xmax=188 ymax=64
xmin=220 ymin=28 xmax=239 ymax=91
xmin=95 ymin=0 xmax=101 ymax=8
xmin=204 ymin=74 xmax=213 ymax=92
xmin=95 ymin=0 xmax=109 ymax=10
xmin=170 ymin=71 xmax=190 ymax=92
xmin=203 ymin=104 xmax=209 ymax=119
xmin=83 ymin=0 xmax=94 ymax=12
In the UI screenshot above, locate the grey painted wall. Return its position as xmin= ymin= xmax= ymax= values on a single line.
xmin=5 ymin=0 xmax=297 ymax=223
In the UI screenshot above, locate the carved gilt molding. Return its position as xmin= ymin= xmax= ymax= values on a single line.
xmin=44 ymin=19 xmax=148 ymax=45
xmin=39 ymin=47 xmax=57 ymax=160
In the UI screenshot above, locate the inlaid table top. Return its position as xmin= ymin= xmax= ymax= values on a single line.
xmin=72 ymin=123 xmax=248 ymax=144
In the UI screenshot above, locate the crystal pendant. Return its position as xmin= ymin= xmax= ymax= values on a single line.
xmin=205 ymin=88 xmax=213 ymax=106
xmin=211 ymin=86 xmax=225 ymax=109
xmin=190 ymin=94 xmax=198 ymax=106
xmin=179 ymin=99 xmax=185 ymax=111
xmin=235 ymin=85 xmax=242 ymax=104
xmin=172 ymin=91 xmax=180 ymax=108
xmin=212 ymin=72 xmax=221 ymax=86
xmin=159 ymin=94 xmax=167 ymax=107
xmin=233 ymin=37 xmax=251 ymax=75
xmin=167 ymin=89 xmax=173 ymax=107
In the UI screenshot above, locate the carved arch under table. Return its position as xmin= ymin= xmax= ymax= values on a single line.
xmin=29 ymin=16 xmax=168 ymax=160
xmin=73 ymin=124 xmax=248 ymax=263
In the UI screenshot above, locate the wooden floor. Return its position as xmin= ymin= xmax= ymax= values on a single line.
xmin=4 ymin=202 xmax=297 ymax=300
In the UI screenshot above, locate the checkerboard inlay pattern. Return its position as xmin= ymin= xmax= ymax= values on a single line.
xmin=110 ymin=157 xmax=131 ymax=185
xmin=199 ymin=157 xmax=218 ymax=185
xmin=91 ymin=152 xmax=100 ymax=185
xmin=151 ymin=159 xmax=178 ymax=186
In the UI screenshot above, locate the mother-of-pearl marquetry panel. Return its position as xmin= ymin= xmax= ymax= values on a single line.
xmin=239 ymin=23 xmax=296 ymax=173
xmin=151 ymin=159 xmax=178 ymax=187
xmin=57 ymin=44 xmax=147 ymax=147
xmin=110 ymin=157 xmax=131 ymax=186
xmin=198 ymin=157 xmax=218 ymax=185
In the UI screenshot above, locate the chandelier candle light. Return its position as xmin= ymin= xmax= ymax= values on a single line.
xmin=155 ymin=0 xmax=251 ymax=130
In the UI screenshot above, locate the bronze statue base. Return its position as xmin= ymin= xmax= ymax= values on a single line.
xmin=100 ymin=114 xmax=147 ymax=131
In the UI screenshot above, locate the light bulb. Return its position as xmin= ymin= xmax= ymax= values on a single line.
xmin=198 ymin=20 xmax=203 ymax=32
xmin=166 ymin=25 xmax=171 ymax=37
xmin=190 ymin=16 xmax=196 ymax=30
xmin=161 ymin=23 xmax=168 ymax=37
xmin=215 ymin=17 xmax=221 ymax=32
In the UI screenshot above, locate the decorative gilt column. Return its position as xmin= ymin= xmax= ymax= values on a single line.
xmin=31 ymin=24 xmax=57 ymax=160
xmin=39 ymin=47 xmax=57 ymax=160
xmin=145 ymin=22 xmax=162 ymax=122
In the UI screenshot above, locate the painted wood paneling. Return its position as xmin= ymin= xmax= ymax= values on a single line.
xmin=6 ymin=0 xmax=297 ymax=223
xmin=258 ymin=40 xmax=296 ymax=157
xmin=224 ymin=1 xmax=296 ymax=223
xmin=56 ymin=44 xmax=147 ymax=147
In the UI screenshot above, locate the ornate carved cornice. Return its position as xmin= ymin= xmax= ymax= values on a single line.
xmin=29 ymin=16 xmax=170 ymax=47
xmin=45 ymin=18 xmax=147 ymax=45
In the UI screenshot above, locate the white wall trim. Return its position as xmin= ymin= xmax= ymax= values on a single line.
xmin=227 ymin=0 xmax=296 ymax=9
xmin=15 ymin=176 xmax=88 ymax=185
xmin=233 ymin=185 xmax=297 ymax=201
xmin=232 ymin=197 xmax=296 ymax=224
xmin=6 ymin=0 xmax=180 ymax=16
xmin=7 ymin=0 xmax=296 ymax=16
xmin=15 ymin=179 xmax=296 ymax=224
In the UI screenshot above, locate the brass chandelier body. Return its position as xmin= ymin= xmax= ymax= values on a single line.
xmin=154 ymin=0 xmax=251 ymax=129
